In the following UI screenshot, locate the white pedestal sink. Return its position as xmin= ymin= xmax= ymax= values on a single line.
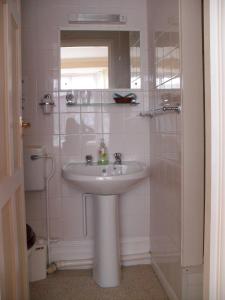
xmin=62 ymin=161 xmax=149 ymax=287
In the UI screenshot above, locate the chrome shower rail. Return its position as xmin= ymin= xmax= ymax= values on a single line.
xmin=140 ymin=105 xmax=181 ymax=118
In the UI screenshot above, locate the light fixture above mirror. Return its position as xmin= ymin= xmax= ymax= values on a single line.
xmin=68 ymin=14 xmax=127 ymax=24
xmin=60 ymin=30 xmax=141 ymax=90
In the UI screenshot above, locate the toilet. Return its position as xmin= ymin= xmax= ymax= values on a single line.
xmin=27 ymin=224 xmax=47 ymax=282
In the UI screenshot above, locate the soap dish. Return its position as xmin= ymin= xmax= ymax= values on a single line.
xmin=114 ymin=97 xmax=134 ymax=104
xmin=113 ymin=92 xmax=137 ymax=104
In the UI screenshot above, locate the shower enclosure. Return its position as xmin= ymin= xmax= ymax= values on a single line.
xmin=148 ymin=0 xmax=204 ymax=299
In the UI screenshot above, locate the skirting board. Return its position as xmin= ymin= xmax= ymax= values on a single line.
xmin=50 ymin=237 xmax=151 ymax=269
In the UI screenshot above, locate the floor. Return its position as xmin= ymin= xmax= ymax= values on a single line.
xmin=30 ymin=265 xmax=168 ymax=300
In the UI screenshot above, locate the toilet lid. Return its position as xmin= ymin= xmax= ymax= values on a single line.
xmin=26 ymin=224 xmax=36 ymax=250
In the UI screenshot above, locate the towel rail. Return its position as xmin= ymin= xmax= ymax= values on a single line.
xmin=140 ymin=105 xmax=181 ymax=118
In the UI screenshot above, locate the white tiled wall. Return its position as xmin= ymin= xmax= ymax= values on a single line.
xmin=22 ymin=0 xmax=150 ymax=257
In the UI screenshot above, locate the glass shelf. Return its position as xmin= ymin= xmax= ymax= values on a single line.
xmin=66 ymin=102 xmax=140 ymax=107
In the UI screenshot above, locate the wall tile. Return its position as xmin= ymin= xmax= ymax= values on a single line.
xmin=120 ymin=212 xmax=149 ymax=238
xmin=38 ymin=49 xmax=59 ymax=71
xmin=48 ymin=197 xmax=62 ymax=219
xmin=37 ymin=69 xmax=59 ymax=92
xmin=60 ymin=113 xmax=81 ymax=134
xmin=50 ymin=218 xmax=64 ymax=240
xmin=62 ymin=197 xmax=84 ymax=240
xmin=81 ymin=113 xmax=102 ymax=134
xmin=60 ymin=134 xmax=81 ymax=157
xmin=123 ymin=113 xmax=148 ymax=134
xmin=61 ymin=177 xmax=82 ymax=197
xmin=120 ymin=179 xmax=149 ymax=215
xmin=102 ymin=113 xmax=124 ymax=134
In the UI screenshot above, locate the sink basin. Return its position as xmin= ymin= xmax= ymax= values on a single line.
xmin=62 ymin=161 xmax=149 ymax=287
xmin=62 ymin=161 xmax=149 ymax=195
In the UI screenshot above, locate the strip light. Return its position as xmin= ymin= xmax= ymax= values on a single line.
xmin=68 ymin=14 xmax=127 ymax=24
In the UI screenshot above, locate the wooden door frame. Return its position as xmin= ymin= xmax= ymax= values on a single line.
xmin=203 ymin=0 xmax=225 ymax=299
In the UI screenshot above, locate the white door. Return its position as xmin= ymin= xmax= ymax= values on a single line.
xmin=0 ymin=0 xmax=29 ymax=299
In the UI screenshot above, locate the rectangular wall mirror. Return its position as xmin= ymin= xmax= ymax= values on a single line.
xmin=60 ymin=30 xmax=141 ymax=90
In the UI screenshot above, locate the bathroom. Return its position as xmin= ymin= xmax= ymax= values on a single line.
xmin=0 ymin=0 xmax=206 ymax=299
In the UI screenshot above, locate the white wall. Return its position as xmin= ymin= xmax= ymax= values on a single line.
xmin=22 ymin=0 xmax=151 ymax=264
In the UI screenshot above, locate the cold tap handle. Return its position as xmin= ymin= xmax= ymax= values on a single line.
xmin=85 ymin=155 xmax=93 ymax=165
xmin=114 ymin=153 xmax=122 ymax=164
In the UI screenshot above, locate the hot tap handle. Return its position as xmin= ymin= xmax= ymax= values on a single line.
xmin=114 ymin=153 xmax=122 ymax=159
xmin=85 ymin=154 xmax=93 ymax=164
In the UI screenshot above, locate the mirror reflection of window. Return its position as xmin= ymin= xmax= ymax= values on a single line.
xmin=60 ymin=30 xmax=141 ymax=90
xmin=61 ymin=46 xmax=109 ymax=89
xmin=129 ymin=31 xmax=141 ymax=89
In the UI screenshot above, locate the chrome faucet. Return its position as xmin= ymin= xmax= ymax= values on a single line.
xmin=114 ymin=153 xmax=122 ymax=165
xmin=85 ymin=155 xmax=93 ymax=165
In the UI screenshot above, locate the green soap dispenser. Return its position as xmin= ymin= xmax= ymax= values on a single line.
xmin=98 ymin=138 xmax=109 ymax=165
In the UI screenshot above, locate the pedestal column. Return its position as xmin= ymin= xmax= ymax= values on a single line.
xmin=93 ymin=194 xmax=120 ymax=287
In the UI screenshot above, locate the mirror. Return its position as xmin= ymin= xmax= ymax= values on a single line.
xmin=60 ymin=30 xmax=141 ymax=90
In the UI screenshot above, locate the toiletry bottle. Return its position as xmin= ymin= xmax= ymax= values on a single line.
xmin=98 ymin=138 xmax=109 ymax=165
